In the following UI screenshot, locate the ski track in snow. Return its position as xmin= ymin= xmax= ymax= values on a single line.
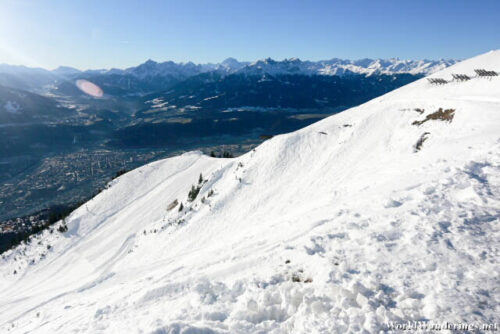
xmin=0 ymin=51 xmax=499 ymax=333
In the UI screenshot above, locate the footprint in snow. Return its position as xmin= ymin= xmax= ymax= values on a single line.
xmin=384 ymin=199 xmax=403 ymax=208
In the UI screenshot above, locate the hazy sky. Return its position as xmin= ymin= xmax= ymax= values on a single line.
xmin=0 ymin=0 xmax=499 ymax=70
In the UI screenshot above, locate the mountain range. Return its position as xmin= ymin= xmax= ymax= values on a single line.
xmin=0 ymin=57 xmax=457 ymax=95
xmin=76 ymin=57 xmax=457 ymax=77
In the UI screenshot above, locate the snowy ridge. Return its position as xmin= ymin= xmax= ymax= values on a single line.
xmin=63 ymin=57 xmax=456 ymax=79
xmin=239 ymin=57 xmax=457 ymax=77
xmin=0 ymin=51 xmax=499 ymax=333
xmin=78 ymin=58 xmax=250 ymax=79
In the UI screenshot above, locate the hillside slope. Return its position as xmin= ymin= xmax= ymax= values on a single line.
xmin=0 ymin=51 xmax=499 ymax=333
xmin=0 ymin=84 xmax=75 ymax=124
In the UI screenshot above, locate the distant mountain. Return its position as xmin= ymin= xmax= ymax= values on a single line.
xmin=78 ymin=58 xmax=248 ymax=79
xmin=51 ymin=66 xmax=82 ymax=76
xmin=238 ymin=57 xmax=457 ymax=76
xmin=122 ymin=60 xmax=204 ymax=79
xmin=215 ymin=57 xmax=250 ymax=72
xmin=84 ymin=57 xmax=456 ymax=81
xmin=71 ymin=57 xmax=455 ymax=97
xmin=0 ymin=84 xmax=75 ymax=124
xmin=0 ymin=65 xmax=57 ymax=92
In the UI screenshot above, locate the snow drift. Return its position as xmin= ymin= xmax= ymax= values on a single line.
xmin=1 ymin=51 xmax=499 ymax=333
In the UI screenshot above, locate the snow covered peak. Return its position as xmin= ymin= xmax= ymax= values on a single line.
xmin=215 ymin=57 xmax=249 ymax=72
xmin=237 ymin=57 xmax=458 ymax=77
xmin=221 ymin=57 xmax=240 ymax=66
xmin=51 ymin=66 xmax=81 ymax=76
xmin=0 ymin=56 xmax=457 ymax=87
xmin=120 ymin=59 xmax=206 ymax=79
xmin=243 ymin=57 xmax=314 ymax=76
xmin=0 ymin=51 xmax=498 ymax=333
xmin=143 ymin=59 xmax=158 ymax=65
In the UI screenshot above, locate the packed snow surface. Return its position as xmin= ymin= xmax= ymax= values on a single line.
xmin=1 ymin=51 xmax=499 ymax=333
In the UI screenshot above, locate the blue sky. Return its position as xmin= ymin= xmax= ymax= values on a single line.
xmin=0 ymin=0 xmax=498 ymax=70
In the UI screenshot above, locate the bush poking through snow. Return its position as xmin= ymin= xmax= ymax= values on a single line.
xmin=112 ymin=169 xmax=129 ymax=180
xmin=208 ymin=151 xmax=233 ymax=158
xmin=415 ymin=132 xmax=430 ymax=152
xmin=289 ymin=269 xmax=313 ymax=283
xmin=167 ymin=199 xmax=179 ymax=211
xmin=188 ymin=185 xmax=201 ymax=202
xmin=178 ymin=202 xmax=184 ymax=212
xmin=57 ymin=223 xmax=68 ymax=233
xmin=412 ymin=108 xmax=455 ymax=126
xmin=185 ymin=174 xmax=206 ymax=202
xmin=207 ymin=189 xmax=214 ymax=197
xmin=222 ymin=151 xmax=234 ymax=158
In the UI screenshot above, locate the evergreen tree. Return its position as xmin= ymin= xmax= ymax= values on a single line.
xmin=188 ymin=185 xmax=201 ymax=202
xmin=222 ymin=151 xmax=234 ymax=158
xmin=179 ymin=202 xmax=184 ymax=212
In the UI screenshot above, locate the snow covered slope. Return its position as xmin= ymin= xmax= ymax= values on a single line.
xmin=1 ymin=51 xmax=499 ymax=333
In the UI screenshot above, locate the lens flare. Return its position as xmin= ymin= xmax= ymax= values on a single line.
xmin=76 ymin=79 xmax=103 ymax=97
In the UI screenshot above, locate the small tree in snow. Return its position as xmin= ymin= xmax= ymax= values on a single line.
xmin=188 ymin=185 xmax=200 ymax=202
